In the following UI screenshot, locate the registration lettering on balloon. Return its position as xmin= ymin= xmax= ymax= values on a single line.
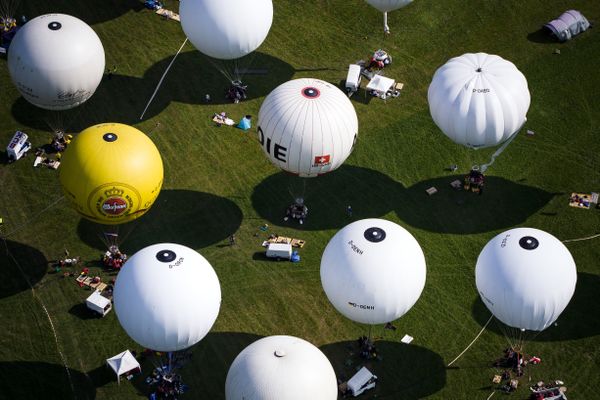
xmin=348 ymin=302 xmax=375 ymax=310
xmin=472 ymin=88 xmax=491 ymax=93
xmin=257 ymin=126 xmax=287 ymax=162
xmin=57 ymin=89 xmax=90 ymax=100
xmin=169 ymin=257 xmax=185 ymax=269
xmin=347 ymin=240 xmax=364 ymax=255
xmin=500 ymin=233 xmax=511 ymax=248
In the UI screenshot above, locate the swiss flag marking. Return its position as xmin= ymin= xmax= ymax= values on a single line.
xmin=314 ymin=155 xmax=331 ymax=165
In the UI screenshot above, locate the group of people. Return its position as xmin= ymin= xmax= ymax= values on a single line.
xmin=357 ymin=336 xmax=378 ymax=360
xmin=102 ymin=246 xmax=128 ymax=270
xmin=284 ymin=200 xmax=308 ymax=225
xmin=147 ymin=371 xmax=188 ymax=400
xmin=226 ymin=80 xmax=248 ymax=103
xmin=463 ymin=168 xmax=485 ymax=194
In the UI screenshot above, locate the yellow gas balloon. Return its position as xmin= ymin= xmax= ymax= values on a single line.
xmin=59 ymin=123 xmax=163 ymax=225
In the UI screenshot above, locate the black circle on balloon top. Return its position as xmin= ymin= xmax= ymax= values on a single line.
xmin=48 ymin=22 xmax=62 ymax=30
xmin=364 ymin=227 xmax=386 ymax=243
xmin=519 ymin=236 xmax=539 ymax=250
xmin=156 ymin=250 xmax=177 ymax=263
xmin=301 ymin=87 xmax=320 ymax=99
xmin=103 ymin=133 xmax=118 ymax=142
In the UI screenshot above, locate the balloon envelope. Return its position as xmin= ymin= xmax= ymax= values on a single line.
xmin=475 ymin=227 xmax=577 ymax=331
xmin=114 ymin=243 xmax=221 ymax=352
xmin=59 ymin=123 xmax=163 ymax=225
xmin=258 ymin=78 xmax=358 ymax=177
xmin=180 ymin=0 xmax=273 ymax=60
xmin=365 ymin=0 xmax=413 ymax=12
xmin=7 ymin=13 xmax=105 ymax=110
xmin=320 ymin=219 xmax=426 ymax=325
xmin=428 ymin=53 xmax=530 ymax=149
xmin=225 ymin=335 xmax=337 ymax=400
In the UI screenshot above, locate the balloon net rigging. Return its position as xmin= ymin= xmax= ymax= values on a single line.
xmin=0 ymin=0 xmax=19 ymax=20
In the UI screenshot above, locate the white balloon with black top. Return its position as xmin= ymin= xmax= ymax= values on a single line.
xmin=114 ymin=243 xmax=221 ymax=352
xmin=475 ymin=227 xmax=577 ymax=331
xmin=320 ymin=218 xmax=426 ymax=325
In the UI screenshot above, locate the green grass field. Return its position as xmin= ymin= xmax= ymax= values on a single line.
xmin=1 ymin=0 xmax=599 ymax=399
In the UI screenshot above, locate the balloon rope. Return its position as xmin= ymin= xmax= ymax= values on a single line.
xmin=562 ymin=233 xmax=600 ymax=243
xmin=139 ymin=38 xmax=188 ymax=120
xmin=479 ymin=130 xmax=520 ymax=173
xmin=2 ymin=195 xmax=64 ymax=239
xmin=486 ymin=391 xmax=496 ymax=400
xmin=383 ymin=12 xmax=390 ymax=34
xmin=446 ymin=314 xmax=493 ymax=366
xmin=0 ymin=238 xmax=75 ymax=397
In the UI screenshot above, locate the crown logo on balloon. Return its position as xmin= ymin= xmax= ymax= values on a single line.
xmin=104 ymin=187 xmax=125 ymax=198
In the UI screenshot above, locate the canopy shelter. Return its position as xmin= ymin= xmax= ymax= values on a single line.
xmin=85 ymin=290 xmax=112 ymax=317
xmin=106 ymin=350 xmax=141 ymax=384
xmin=366 ymin=75 xmax=397 ymax=100
xmin=544 ymin=10 xmax=590 ymax=42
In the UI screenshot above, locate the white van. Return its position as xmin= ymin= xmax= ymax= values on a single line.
xmin=347 ymin=366 xmax=377 ymax=397
xmin=6 ymin=130 xmax=31 ymax=163
xmin=265 ymin=243 xmax=292 ymax=261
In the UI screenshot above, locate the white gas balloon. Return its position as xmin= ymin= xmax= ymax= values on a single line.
xmin=365 ymin=0 xmax=413 ymax=12
xmin=225 ymin=335 xmax=337 ymax=400
xmin=114 ymin=243 xmax=221 ymax=352
xmin=258 ymin=78 xmax=359 ymax=178
xmin=320 ymin=219 xmax=426 ymax=325
xmin=428 ymin=53 xmax=530 ymax=149
xmin=476 ymin=227 xmax=577 ymax=331
xmin=180 ymin=0 xmax=273 ymax=60
xmin=7 ymin=14 xmax=105 ymax=110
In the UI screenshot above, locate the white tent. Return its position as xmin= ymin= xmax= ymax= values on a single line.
xmin=85 ymin=290 xmax=112 ymax=317
xmin=347 ymin=367 xmax=377 ymax=397
xmin=106 ymin=350 xmax=141 ymax=384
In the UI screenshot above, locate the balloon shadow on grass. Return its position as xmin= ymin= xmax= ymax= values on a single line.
xmin=320 ymin=340 xmax=446 ymax=399
xmin=140 ymin=50 xmax=296 ymax=113
xmin=471 ymin=273 xmax=600 ymax=342
xmin=19 ymin=0 xmax=145 ymax=26
xmin=395 ymin=175 xmax=555 ymax=234
xmin=0 ymin=240 xmax=48 ymax=299
xmin=131 ymin=331 xmax=264 ymax=400
xmin=76 ymin=190 xmax=243 ymax=253
xmin=251 ymin=166 xmax=401 ymax=231
xmin=251 ymin=168 xmax=554 ymax=234
xmin=0 ymin=361 xmax=95 ymax=400
xmin=10 ymin=73 xmax=162 ymax=133
xmin=11 ymin=51 xmax=295 ymax=132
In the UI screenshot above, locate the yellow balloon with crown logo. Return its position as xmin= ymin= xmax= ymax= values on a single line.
xmin=59 ymin=123 xmax=163 ymax=224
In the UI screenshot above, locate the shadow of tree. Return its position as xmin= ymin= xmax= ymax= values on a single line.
xmin=0 ymin=361 xmax=95 ymax=399
xmin=76 ymin=189 xmax=243 ymax=253
xmin=0 ymin=240 xmax=48 ymax=299
xmin=395 ymin=175 xmax=555 ymax=234
xmin=320 ymin=340 xmax=446 ymax=399
xmin=471 ymin=273 xmax=600 ymax=342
